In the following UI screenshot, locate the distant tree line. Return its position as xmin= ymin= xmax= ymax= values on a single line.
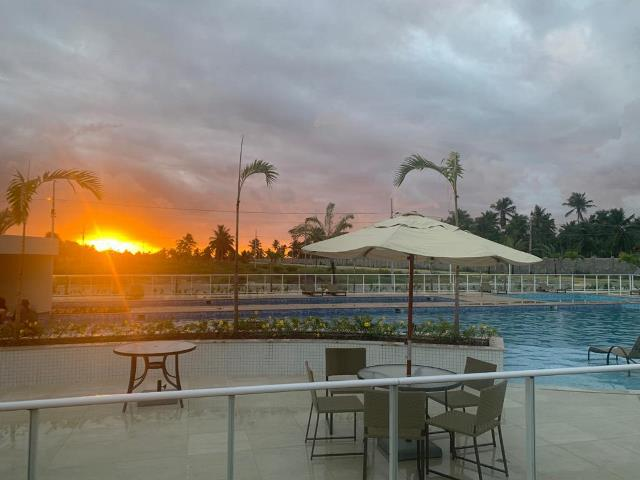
xmin=445 ymin=194 xmax=640 ymax=261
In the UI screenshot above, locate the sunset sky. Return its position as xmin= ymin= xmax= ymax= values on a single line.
xmin=1 ymin=1 xmax=639 ymax=252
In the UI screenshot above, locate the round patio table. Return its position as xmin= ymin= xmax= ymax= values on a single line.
xmin=357 ymin=364 xmax=461 ymax=392
xmin=114 ymin=341 xmax=196 ymax=412
xmin=358 ymin=363 xmax=461 ymax=464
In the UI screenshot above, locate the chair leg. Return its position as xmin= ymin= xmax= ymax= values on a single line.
xmin=353 ymin=412 xmax=357 ymax=441
xmin=330 ymin=412 xmax=334 ymax=435
xmin=305 ymin=403 xmax=313 ymax=441
xmin=362 ymin=437 xmax=368 ymax=480
xmin=473 ymin=437 xmax=483 ymax=480
xmin=450 ymin=431 xmax=457 ymax=459
xmin=491 ymin=428 xmax=496 ymax=447
xmin=311 ymin=412 xmax=320 ymax=459
xmin=498 ymin=425 xmax=509 ymax=477
xmin=416 ymin=440 xmax=422 ymax=478
xmin=426 ymin=425 xmax=430 ymax=472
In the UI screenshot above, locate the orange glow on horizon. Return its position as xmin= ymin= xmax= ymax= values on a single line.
xmin=80 ymin=232 xmax=159 ymax=254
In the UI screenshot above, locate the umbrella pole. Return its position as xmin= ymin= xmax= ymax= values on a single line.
xmin=406 ymin=255 xmax=414 ymax=376
xmin=454 ymin=265 xmax=460 ymax=333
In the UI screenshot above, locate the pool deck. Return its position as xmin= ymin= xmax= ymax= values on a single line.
xmin=2 ymin=375 xmax=640 ymax=479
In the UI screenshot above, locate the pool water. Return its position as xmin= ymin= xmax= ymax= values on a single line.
xmin=268 ymin=303 xmax=640 ymax=391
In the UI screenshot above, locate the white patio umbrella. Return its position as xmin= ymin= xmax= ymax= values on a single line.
xmin=302 ymin=213 xmax=541 ymax=375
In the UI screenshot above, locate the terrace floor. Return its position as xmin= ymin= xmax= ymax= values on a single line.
xmin=2 ymin=375 xmax=640 ymax=479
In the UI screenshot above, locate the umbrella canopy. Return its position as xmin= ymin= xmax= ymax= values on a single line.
xmin=301 ymin=213 xmax=540 ymax=266
xmin=302 ymin=213 xmax=541 ymax=376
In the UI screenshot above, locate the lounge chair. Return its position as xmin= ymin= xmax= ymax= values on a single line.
xmin=324 ymin=284 xmax=347 ymax=296
xmin=629 ymin=289 xmax=640 ymax=296
xmin=608 ymin=337 xmax=640 ymax=375
xmin=588 ymin=335 xmax=640 ymax=368
xmin=302 ymin=282 xmax=323 ymax=296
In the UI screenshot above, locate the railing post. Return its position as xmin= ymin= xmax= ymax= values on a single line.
xmin=28 ymin=409 xmax=39 ymax=480
xmin=227 ymin=395 xmax=235 ymax=480
xmin=362 ymin=274 xmax=365 ymax=293
xmin=533 ymin=274 xmax=536 ymax=292
xmin=388 ymin=385 xmax=399 ymax=480
xmin=378 ymin=274 xmax=381 ymax=293
xmin=607 ymin=275 xmax=611 ymax=294
xmin=525 ymin=377 xmax=537 ymax=480
xmin=466 ymin=274 xmax=469 ymax=293
xmin=423 ymin=273 xmax=426 ymax=293
xmin=521 ymin=275 xmax=524 ymax=293
xmin=596 ymin=275 xmax=599 ymax=293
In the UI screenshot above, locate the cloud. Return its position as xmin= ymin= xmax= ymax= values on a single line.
xmin=0 ymin=0 xmax=639 ymax=246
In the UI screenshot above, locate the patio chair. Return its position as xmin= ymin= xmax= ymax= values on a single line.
xmin=588 ymin=336 xmax=640 ymax=368
xmin=325 ymin=347 xmax=368 ymax=433
xmin=427 ymin=357 xmax=498 ymax=449
xmin=302 ymin=281 xmax=323 ymax=296
xmin=427 ymin=381 xmax=509 ymax=480
xmin=304 ymin=361 xmax=364 ymax=459
xmin=324 ymin=283 xmax=348 ymax=296
xmin=363 ymin=389 xmax=427 ymax=480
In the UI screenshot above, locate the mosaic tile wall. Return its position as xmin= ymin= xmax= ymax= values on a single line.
xmin=0 ymin=339 xmax=503 ymax=389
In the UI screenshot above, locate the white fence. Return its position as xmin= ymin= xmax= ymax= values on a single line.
xmin=52 ymin=273 xmax=639 ymax=297
xmin=2 ymin=363 xmax=640 ymax=480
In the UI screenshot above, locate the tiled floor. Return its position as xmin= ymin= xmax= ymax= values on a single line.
xmin=1 ymin=376 xmax=640 ymax=479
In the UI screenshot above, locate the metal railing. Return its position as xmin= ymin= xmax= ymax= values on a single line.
xmin=2 ymin=363 xmax=640 ymax=480
xmin=52 ymin=273 xmax=639 ymax=297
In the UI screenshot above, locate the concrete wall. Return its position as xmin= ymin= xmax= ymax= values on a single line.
xmin=0 ymin=338 xmax=504 ymax=389
xmin=0 ymin=235 xmax=58 ymax=312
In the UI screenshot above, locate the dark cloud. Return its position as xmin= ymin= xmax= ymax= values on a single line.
xmin=1 ymin=0 xmax=639 ymax=245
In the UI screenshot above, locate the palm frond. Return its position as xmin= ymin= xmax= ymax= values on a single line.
xmin=6 ymin=171 xmax=40 ymax=224
xmin=0 ymin=208 xmax=16 ymax=234
xmin=393 ymin=154 xmax=442 ymax=187
xmin=332 ymin=214 xmax=354 ymax=236
xmin=324 ymin=203 xmax=335 ymax=233
xmin=41 ymin=169 xmax=103 ymax=199
xmin=239 ymin=159 xmax=278 ymax=189
xmin=441 ymin=151 xmax=464 ymax=184
xmin=564 ymin=208 xmax=575 ymax=217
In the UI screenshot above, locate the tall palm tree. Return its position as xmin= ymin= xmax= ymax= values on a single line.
xmin=394 ymin=151 xmax=464 ymax=333
xmin=208 ymin=225 xmax=234 ymax=260
xmin=490 ymin=197 xmax=517 ymax=231
xmin=6 ymin=169 xmax=102 ymax=313
xmin=289 ymin=203 xmax=354 ymax=282
xmin=233 ymin=137 xmax=278 ymax=331
xmin=563 ymin=192 xmax=595 ymax=222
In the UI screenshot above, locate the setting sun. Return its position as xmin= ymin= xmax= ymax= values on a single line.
xmin=81 ymin=233 xmax=158 ymax=254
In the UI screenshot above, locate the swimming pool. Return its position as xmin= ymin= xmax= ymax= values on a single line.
xmin=248 ymin=303 xmax=640 ymax=391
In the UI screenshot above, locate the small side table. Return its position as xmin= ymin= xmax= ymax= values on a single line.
xmin=114 ymin=341 xmax=196 ymax=412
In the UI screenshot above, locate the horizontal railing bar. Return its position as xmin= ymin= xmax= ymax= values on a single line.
xmin=1 ymin=363 xmax=639 ymax=413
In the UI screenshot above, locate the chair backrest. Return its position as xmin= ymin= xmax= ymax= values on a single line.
xmin=364 ymin=390 xmax=426 ymax=434
xmin=305 ymin=361 xmax=319 ymax=409
xmin=475 ymin=381 xmax=507 ymax=428
xmin=325 ymin=348 xmax=367 ymax=378
xmin=463 ymin=357 xmax=497 ymax=392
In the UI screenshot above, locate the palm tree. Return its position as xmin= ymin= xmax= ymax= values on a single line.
xmin=563 ymin=192 xmax=595 ymax=222
xmin=208 ymin=225 xmax=234 ymax=260
xmin=233 ymin=138 xmax=278 ymax=331
xmin=6 ymin=168 xmax=102 ymax=313
xmin=394 ymin=151 xmax=464 ymax=333
xmin=490 ymin=197 xmax=517 ymax=231
xmin=473 ymin=210 xmax=500 ymax=241
xmin=288 ymin=203 xmax=354 ymax=282
xmin=175 ymin=233 xmax=197 ymax=257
